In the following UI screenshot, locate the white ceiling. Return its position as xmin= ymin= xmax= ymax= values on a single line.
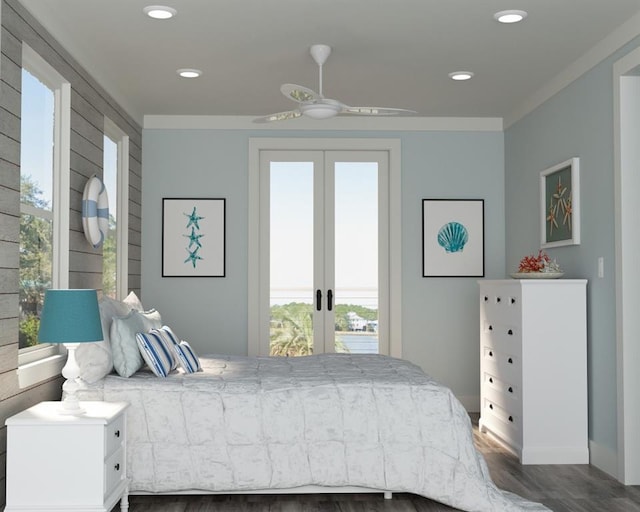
xmin=19 ymin=0 xmax=640 ymax=125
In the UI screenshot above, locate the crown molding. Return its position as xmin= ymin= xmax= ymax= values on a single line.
xmin=143 ymin=115 xmax=503 ymax=131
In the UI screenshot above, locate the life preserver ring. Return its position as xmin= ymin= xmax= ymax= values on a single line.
xmin=82 ymin=175 xmax=109 ymax=249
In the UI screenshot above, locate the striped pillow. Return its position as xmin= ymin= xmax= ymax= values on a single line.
xmin=151 ymin=326 xmax=180 ymax=370
xmin=135 ymin=331 xmax=174 ymax=377
xmin=173 ymin=341 xmax=201 ymax=374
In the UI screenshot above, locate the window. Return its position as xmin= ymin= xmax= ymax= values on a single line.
xmin=103 ymin=118 xmax=129 ymax=300
xmin=17 ymin=45 xmax=70 ymax=386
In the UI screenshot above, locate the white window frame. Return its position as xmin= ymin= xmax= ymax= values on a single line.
xmin=248 ymin=138 xmax=402 ymax=358
xmin=17 ymin=44 xmax=70 ymax=388
xmin=103 ymin=117 xmax=129 ymax=300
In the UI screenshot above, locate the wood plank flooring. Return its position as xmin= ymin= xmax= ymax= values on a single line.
xmin=122 ymin=415 xmax=640 ymax=511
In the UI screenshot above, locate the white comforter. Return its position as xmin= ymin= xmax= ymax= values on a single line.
xmin=78 ymin=354 xmax=548 ymax=511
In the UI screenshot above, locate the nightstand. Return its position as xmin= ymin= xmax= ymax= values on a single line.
xmin=5 ymin=401 xmax=130 ymax=512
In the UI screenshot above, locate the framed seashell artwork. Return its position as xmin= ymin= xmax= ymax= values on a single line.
xmin=422 ymin=199 xmax=484 ymax=277
xmin=540 ymin=157 xmax=580 ymax=248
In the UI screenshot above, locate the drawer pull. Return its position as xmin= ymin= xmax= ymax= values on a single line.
xmin=508 ymin=416 xmax=514 ymax=423
xmin=507 ymin=329 xmax=513 ymax=335
xmin=489 ymin=377 xmax=493 ymax=384
xmin=488 ymin=325 xmax=493 ymax=331
xmin=508 ymin=386 xmax=513 ymax=393
xmin=507 ymin=357 xmax=513 ymax=364
xmin=484 ymin=296 xmax=488 ymax=302
xmin=114 ymin=463 xmax=120 ymax=471
xmin=489 ymin=404 xmax=493 ymax=410
xmin=489 ymin=351 xmax=493 ymax=357
xmin=114 ymin=430 xmax=121 ymax=438
xmin=496 ymin=297 xmax=501 ymax=303
xmin=511 ymin=298 xmax=516 ymax=304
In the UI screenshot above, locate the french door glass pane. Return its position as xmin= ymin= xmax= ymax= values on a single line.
xmin=102 ymin=135 xmax=118 ymax=298
xmin=269 ymin=162 xmax=315 ymax=356
xmin=334 ymin=162 xmax=378 ymax=354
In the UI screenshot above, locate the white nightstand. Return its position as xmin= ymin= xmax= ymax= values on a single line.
xmin=5 ymin=401 xmax=129 ymax=512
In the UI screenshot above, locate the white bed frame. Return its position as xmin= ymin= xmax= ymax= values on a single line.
xmin=133 ymin=486 xmax=393 ymax=500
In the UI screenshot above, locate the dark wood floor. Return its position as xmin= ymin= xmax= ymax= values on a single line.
xmin=122 ymin=416 xmax=640 ymax=512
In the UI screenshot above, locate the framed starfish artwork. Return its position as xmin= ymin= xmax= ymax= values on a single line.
xmin=540 ymin=158 xmax=580 ymax=248
xmin=162 ymin=198 xmax=226 ymax=277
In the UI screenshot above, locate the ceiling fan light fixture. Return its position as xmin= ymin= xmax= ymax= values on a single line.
xmin=300 ymin=102 xmax=342 ymax=119
xmin=177 ymin=68 xmax=202 ymax=78
xmin=143 ymin=5 xmax=177 ymax=19
xmin=493 ymin=10 xmax=527 ymax=23
xmin=449 ymin=71 xmax=474 ymax=81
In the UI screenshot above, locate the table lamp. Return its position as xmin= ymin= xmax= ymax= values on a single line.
xmin=38 ymin=289 xmax=104 ymax=415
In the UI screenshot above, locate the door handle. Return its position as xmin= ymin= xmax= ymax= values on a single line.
xmin=327 ymin=289 xmax=333 ymax=311
xmin=316 ymin=289 xmax=322 ymax=311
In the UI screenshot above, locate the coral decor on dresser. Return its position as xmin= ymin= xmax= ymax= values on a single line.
xmin=510 ymin=250 xmax=564 ymax=279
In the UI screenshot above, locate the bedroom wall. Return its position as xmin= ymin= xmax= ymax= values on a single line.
xmin=0 ymin=0 xmax=142 ymax=505
xmin=505 ymin=35 xmax=640 ymax=476
xmin=141 ymin=125 xmax=505 ymax=410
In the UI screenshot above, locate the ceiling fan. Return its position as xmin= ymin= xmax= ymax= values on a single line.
xmin=254 ymin=44 xmax=417 ymax=123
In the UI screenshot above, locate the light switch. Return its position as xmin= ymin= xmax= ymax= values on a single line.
xmin=598 ymin=257 xmax=604 ymax=278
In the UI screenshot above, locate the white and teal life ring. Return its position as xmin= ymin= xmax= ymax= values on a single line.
xmin=82 ymin=175 xmax=109 ymax=249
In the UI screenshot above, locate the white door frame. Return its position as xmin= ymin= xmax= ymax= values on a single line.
xmin=248 ymin=138 xmax=402 ymax=358
xmin=614 ymin=46 xmax=640 ymax=485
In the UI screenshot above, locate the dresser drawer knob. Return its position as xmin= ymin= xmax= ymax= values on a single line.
xmin=488 ymin=325 xmax=493 ymax=331
xmin=114 ymin=463 xmax=120 ymax=471
xmin=496 ymin=297 xmax=501 ymax=303
xmin=489 ymin=404 xmax=493 ymax=410
xmin=489 ymin=377 xmax=493 ymax=384
xmin=508 ymin=386 xmax=513 ymax=393
xmin=484 ymin=296 xmax=488 ymax=302
xmin=507 ymin=329 xmax=513 ymax=335
xmin=507 ymin=357 xmax=513 ymax=364
xmin=114 ymin=430 xmax=121 ymax=438
xmin=511 ymin=298 xmax=516 ymax=304
xmin=489 ymin=351 xmax=493 ymax=357
xmin=508 ymin=416 xmax=514 ymax=423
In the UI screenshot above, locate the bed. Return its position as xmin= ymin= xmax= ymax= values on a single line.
xmin=76 ymin=352 xmax=549 ymax=511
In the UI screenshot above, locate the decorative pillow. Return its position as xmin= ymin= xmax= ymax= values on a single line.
xmin=136 ymin=331 xmax=174 ymax=377
xmin=173 ymin=341 xmax=201 ymax=374
xmin=111 ymin=309 xmax=162 ymax=377
xmin=76 ymin=294 xmax=130 ymax=383
xmin=149 ymin=326 xmax=180 ymax=370
xmin=122 ymin=291 xmax=144 ymax=311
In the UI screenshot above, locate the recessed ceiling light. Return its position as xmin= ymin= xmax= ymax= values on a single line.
xmin=143 ymin=5 xmax=177 ymax=19
xmin=494 ymin=10 xmax=528 ymax=24
xmin=449 ymin=71 xmax=474 ymax=81
xmin=177 ymin=68 xmax=202 ymax=78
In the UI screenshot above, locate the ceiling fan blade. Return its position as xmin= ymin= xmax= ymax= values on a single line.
xmin=343 ymin=106 xmax=417 ymax=116
xmin=253 ymin=110 xmax=303 ymax=123
xmin=281 ymin=84 xmax=320 ymax=103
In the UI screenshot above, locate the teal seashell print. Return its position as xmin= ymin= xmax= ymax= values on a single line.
xmin=437 ymin=221 xmax=468 ymax=253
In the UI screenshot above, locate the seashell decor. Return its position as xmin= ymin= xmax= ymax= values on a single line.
xmin=437 ymin=221 xmax=468 ymax=253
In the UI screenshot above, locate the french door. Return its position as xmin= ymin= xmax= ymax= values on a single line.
xmin=256 ymin=149 xmax=389 ymax=356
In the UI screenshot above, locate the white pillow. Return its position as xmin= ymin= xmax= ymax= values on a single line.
xmin=173 ymin=341 xmax=201 ymax=374
xmin=111 ymin=309 xmax=162 ymax=377
xmin=76 ymin=295 xmax=130 ymax=383
xmin=136 ymin=331 xmax=174 ymax=377
xmin=122 ymin=291 xmax=144 ymax=311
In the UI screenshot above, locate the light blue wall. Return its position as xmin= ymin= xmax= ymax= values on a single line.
xmin=505 ymin=36 xmax=640 ymax=458
xmin=141 ymin=128 xmax=505 ymax=405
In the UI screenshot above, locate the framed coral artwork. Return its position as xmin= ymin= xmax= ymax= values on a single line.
xmin=162 ymin=198 xmax=226 ymax=277
xmin=540 ymin=158 xmax=580 ymax=248
xmin=422 ymin=199 xmax=484 ymax=277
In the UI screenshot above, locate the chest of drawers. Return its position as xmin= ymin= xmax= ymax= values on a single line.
xmin=478 ymin=279 xmax=588 ymax=464
xmin=5 ymin=401 xmax=129 ymax=511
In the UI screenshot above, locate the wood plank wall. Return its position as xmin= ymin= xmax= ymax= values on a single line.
xmin=0 ymin=0 xmax=143 ymax=505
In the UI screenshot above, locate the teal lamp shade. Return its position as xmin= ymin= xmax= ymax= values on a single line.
xmin=38 ymin=289 xmax=103 ymax=344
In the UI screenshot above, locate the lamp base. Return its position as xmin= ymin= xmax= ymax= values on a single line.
xmin=60 ymin=343 xmax=86 ymax=416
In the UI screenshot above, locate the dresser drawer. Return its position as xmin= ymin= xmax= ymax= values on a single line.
xmin=105 ymin=413 xmax=125 ymax=457
xmin=483 ymin=371 xmax=519 ymax=404
xmin=104 ymin=447 xmax=125 ymax=497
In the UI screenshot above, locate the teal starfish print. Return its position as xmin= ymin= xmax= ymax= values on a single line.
xmin=184 ymin=247 xmax=203 ymax=268
xmin=183 ymin=226 xmax=204 ymax=249
xmin=184 ymin=207 xmax=204 ymax=230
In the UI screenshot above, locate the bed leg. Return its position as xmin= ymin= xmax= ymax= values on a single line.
xmin=384 ymin=491 xmax=393 ymax=500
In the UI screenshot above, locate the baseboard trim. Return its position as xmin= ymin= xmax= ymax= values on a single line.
xmin=589 ymin=439 xmax=619 ymax=480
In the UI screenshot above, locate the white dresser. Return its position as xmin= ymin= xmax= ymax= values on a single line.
xmin=5 ymin=401 xmax=129 ymax=511
xmin=478 ymin=279 xmax=588 ymax=464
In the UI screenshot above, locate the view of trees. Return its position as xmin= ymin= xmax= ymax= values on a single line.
xmin=102 ymin=215 xmax=117 ymax=298
xmin=270 ymin=302 xmax=377 ymax=356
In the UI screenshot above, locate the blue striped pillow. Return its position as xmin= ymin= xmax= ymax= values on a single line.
xmin=135 ymin=331 xmax=174 ymax=377
xmin=151 ymin=326 xmax=180 ymax=370
xmin=173 ymin=341 xmax=201 ymax=374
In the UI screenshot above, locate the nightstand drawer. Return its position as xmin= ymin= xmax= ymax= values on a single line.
xmin=105 ymin=447 xmax=125 ymax=496
xmin=105 ymin=412 xmax=125 ymax=456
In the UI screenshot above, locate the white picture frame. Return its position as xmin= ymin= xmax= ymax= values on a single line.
xmin=540 ymin=158 xmax=580 ymax=248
